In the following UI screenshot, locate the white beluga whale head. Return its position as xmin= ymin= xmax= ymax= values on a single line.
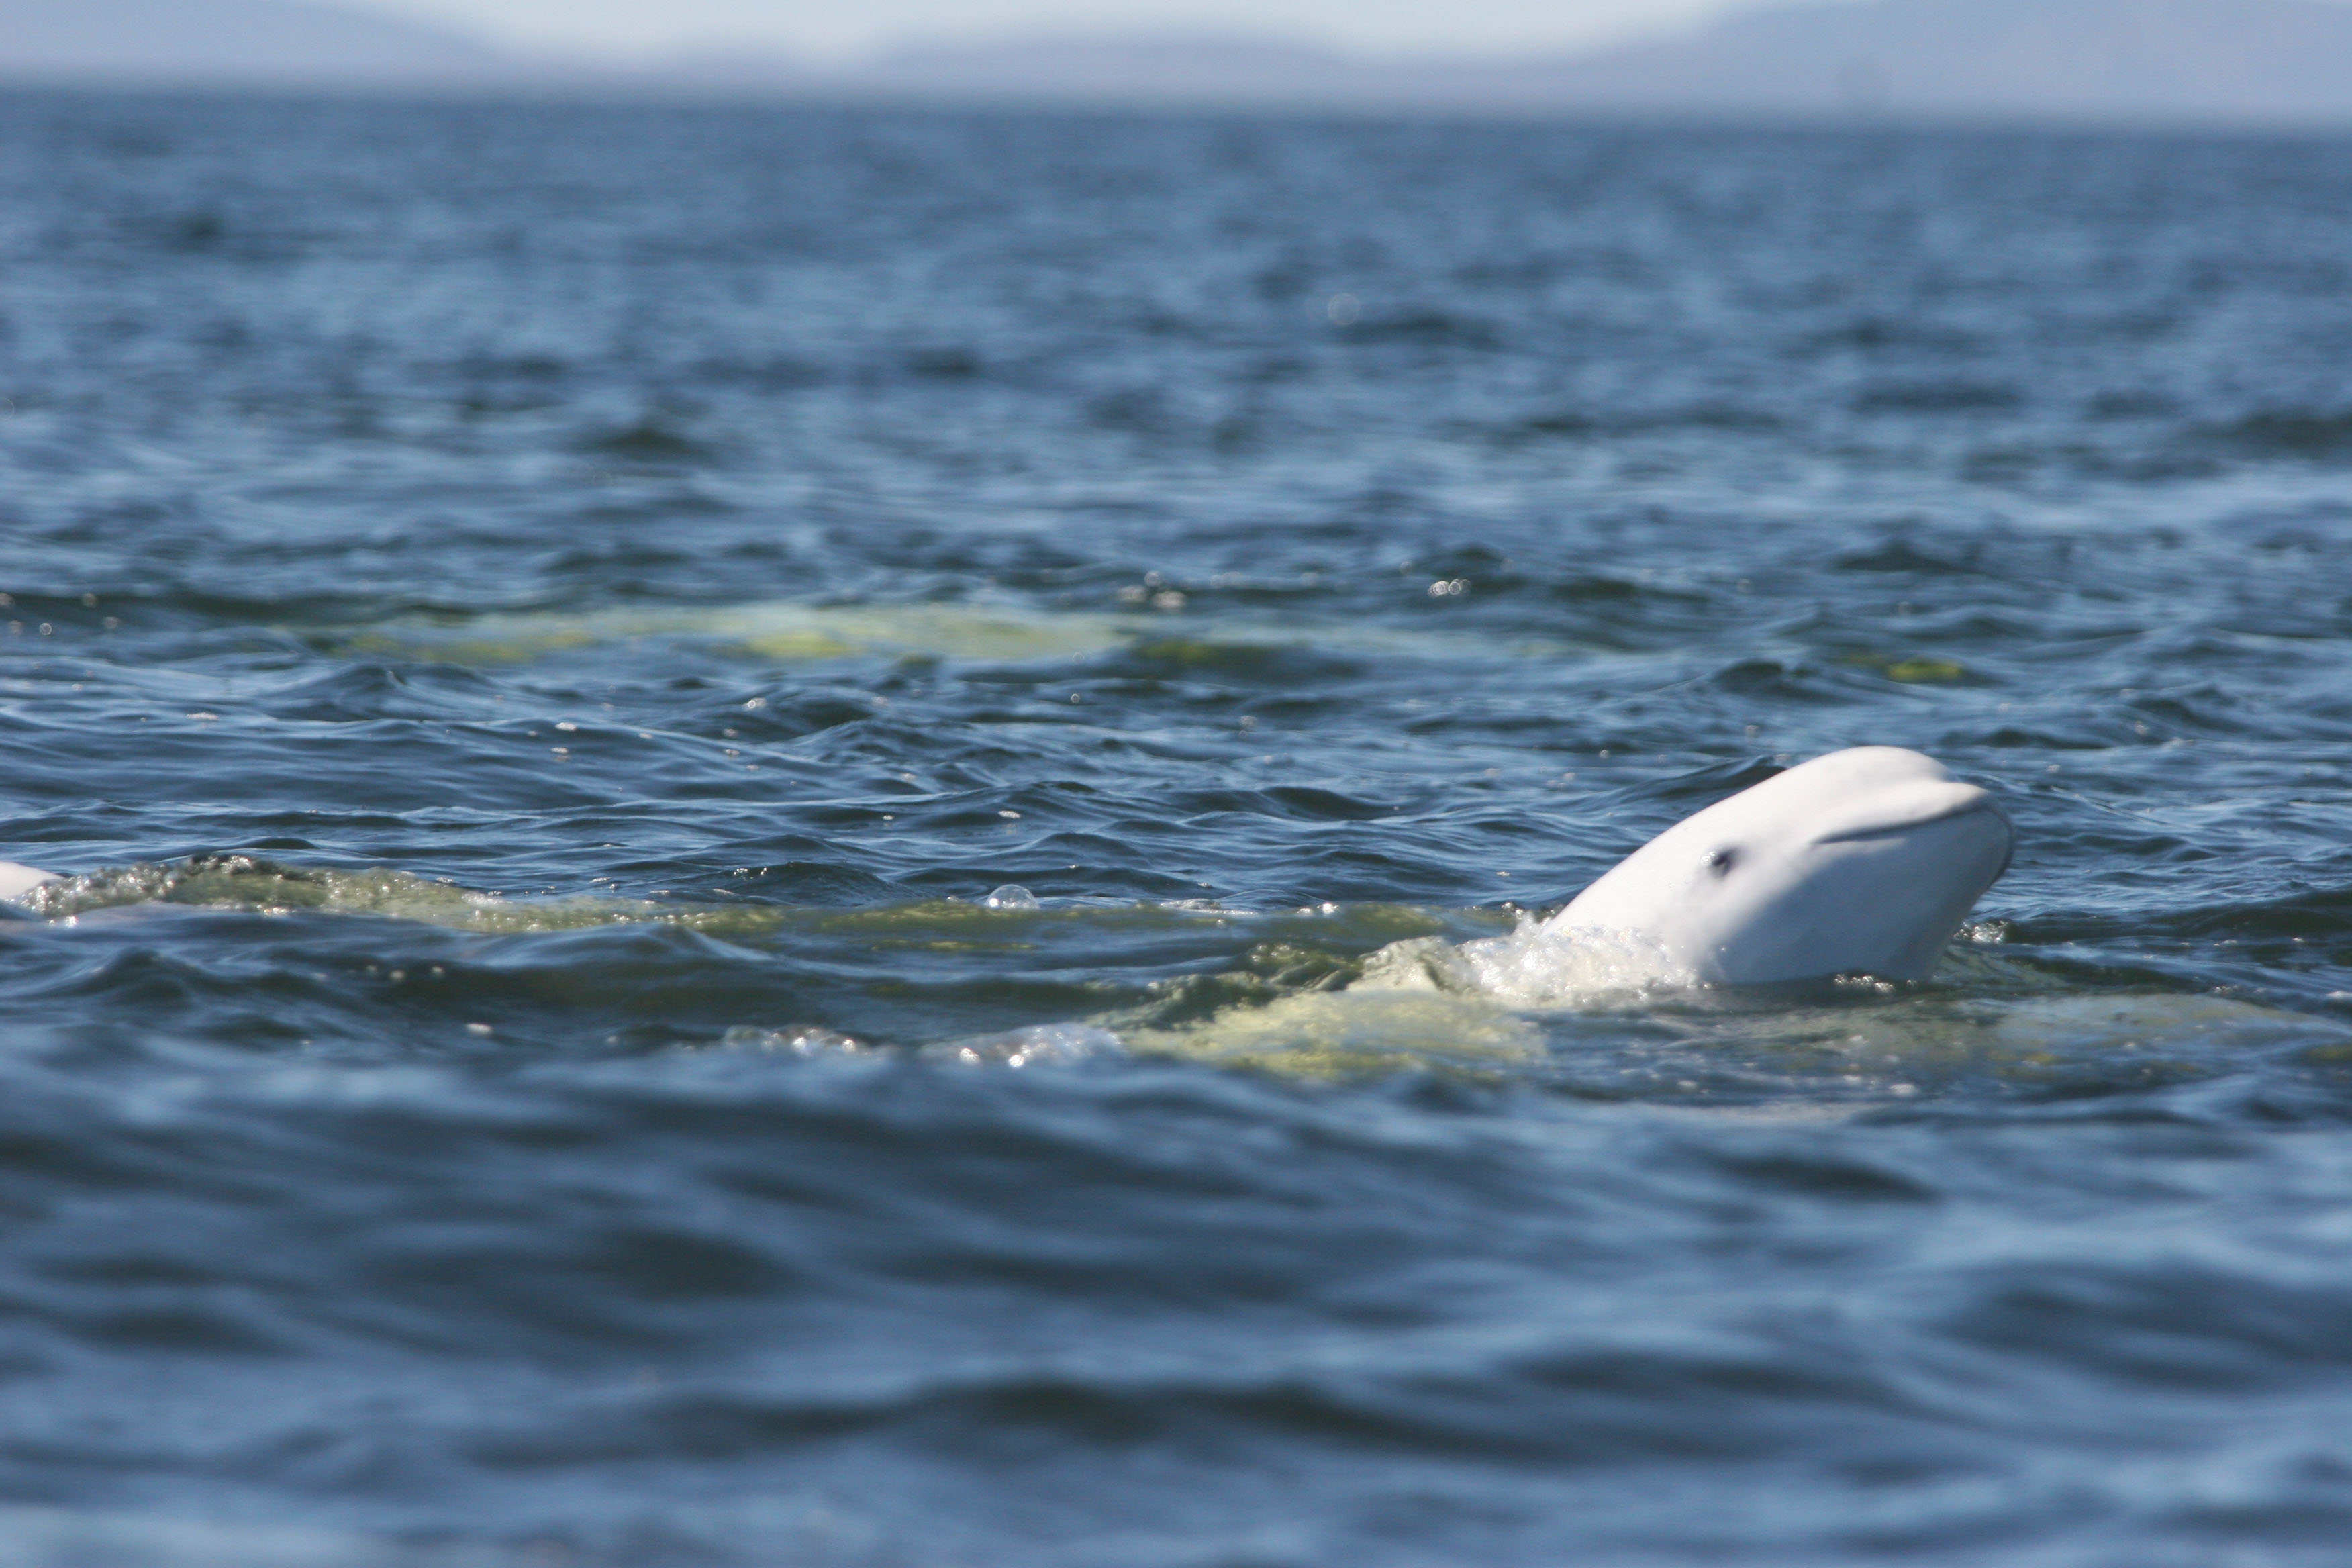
xmin=1549 ymin=747 xmax=2013 ymax=986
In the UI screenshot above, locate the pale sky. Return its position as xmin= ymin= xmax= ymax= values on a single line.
xmin=377 ymin=0 xmax=1798 ymax=62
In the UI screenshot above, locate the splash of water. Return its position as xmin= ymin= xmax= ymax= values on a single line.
xmin=1357 ymin=918 xmax=1695 ymax=1010
xmin=9 ymin=856 xmax=785 ymax=938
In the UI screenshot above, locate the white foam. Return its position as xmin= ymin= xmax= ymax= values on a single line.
xmin=1357 ymin=920 xmax=1694 ymax=1010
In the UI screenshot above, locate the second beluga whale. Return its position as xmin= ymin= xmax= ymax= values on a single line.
xmin=1546 ymin=746 xmax=2013 ymax=986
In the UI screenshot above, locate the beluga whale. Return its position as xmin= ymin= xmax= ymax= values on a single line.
xmin=1547 ymin=746 xmax=2012 ymax=986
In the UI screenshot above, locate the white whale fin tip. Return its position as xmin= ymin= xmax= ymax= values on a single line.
xmin=0 ymin=862 xmax=62 ymax=904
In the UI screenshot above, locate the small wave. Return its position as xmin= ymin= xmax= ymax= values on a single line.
xmin=934 ymin=1022 xmax=1124 ymax=1067
xmin=2204 ymin=408 xmax=2352 ymax=460
xmin=1849 ymin=381 xmax=2024 ymax=414
xmin=708 ymin=1021 xmax=1120 ymax=1069
xmin=11 ymin=856 xmax=784 ymax=938
xmin=573 ymin=417 xmax=717 ymax=462
xmin=0 ymin=1507 xmax=470 ymax=1568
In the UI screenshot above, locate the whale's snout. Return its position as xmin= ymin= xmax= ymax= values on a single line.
xmin=1807 ymin=778 xmax=2006 ymax=848
xmin=1820 ymin=782 xmax=2013 ymax=885
xmin=1758 ymin=780 xmax=2013 ymax=983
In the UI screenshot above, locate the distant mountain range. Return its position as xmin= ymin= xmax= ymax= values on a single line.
xmin=0 ymin=0 xmax=507 ymax=83
xmin=1481 ymin=0 xmax=2352 ymax=121
xmin=9 ymin=0 xmax=2352 ymax=124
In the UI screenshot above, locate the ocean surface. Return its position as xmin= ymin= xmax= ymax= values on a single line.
xmin=2 ymin=89 xmax=2352 ymax=1566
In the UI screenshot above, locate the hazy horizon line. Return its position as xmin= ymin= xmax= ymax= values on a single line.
xmin=11 ymin=0 xmax=2352 ymax=130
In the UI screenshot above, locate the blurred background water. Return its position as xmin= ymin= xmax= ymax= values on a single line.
xmin=3 ymin=91 xmax=2352 ymax=1565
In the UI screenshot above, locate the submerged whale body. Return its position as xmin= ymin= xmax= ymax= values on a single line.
xmin=1551 ymin=746 xmax=2013 ymax=986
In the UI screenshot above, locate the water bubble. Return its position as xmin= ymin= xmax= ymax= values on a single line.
xmin=721 ymin=1026 xmax=865 ymax=1057
xmin=983 ymin=885 xmax=1039 ymax=909
xmin=943 ymin=1022 xmax=1119 ymax=1067
xmin=1327 ymin=293 xmax=1361 ymax=325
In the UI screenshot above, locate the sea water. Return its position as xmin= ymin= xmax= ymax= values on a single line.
xmin=3 ymin=91 xmax=2352 ymax=1565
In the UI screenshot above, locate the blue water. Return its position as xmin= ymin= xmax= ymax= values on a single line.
xmin=4 ymin=90 xmax=2352 ymax=1565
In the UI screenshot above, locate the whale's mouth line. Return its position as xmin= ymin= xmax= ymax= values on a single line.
xmin=1806 ymin=794 xmax=2012 ymax=848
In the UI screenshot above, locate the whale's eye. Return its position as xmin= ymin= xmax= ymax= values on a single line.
xmin=1707 ymin=848 xmax=1738 ymax=877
